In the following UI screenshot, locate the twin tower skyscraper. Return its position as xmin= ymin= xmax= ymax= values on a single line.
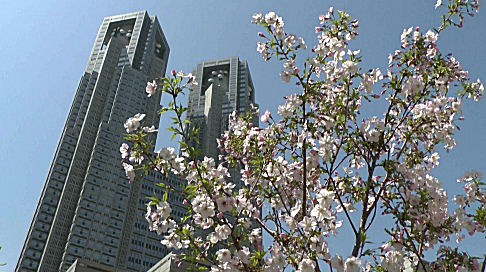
xmin=16 ymin=11 xmax=257 ymax=272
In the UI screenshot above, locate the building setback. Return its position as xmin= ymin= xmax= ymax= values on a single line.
xmin=16 ymin=11 xmax=170 ymax=272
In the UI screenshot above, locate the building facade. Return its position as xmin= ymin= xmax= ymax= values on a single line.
xmin=128 ymin=173 xmax=186 ymax=271
xmin=186 ymin=56 xmax=258 ymax=160
xmin=65 ymin=259 xmax=119 ymax=272
xmin=16 ymin=11 xmax=170 ymax=272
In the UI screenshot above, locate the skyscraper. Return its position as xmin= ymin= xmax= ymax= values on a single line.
xmin=17 ymin=11 xmax=169 ymax=272
xmin=186 ymin=56 xmax=258 ymax=160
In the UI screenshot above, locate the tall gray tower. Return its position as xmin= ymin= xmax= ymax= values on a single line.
xmin=186 ymin=57 xmax=258 ymax=160
xmin=16 ymin=11 xmax=169 ymax=272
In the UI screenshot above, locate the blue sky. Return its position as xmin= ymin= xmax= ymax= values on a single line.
xmin=0 ymin=0 xmax=485 ymax=270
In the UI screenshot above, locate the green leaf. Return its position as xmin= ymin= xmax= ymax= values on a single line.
xmin=162 ymin=188 xmax=168 ymax=202
xmin=146 ymin=196 xmax=159 ymax=205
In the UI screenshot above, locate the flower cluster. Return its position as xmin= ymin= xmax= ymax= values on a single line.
xmin=146 ymin=202 xmax=176 ymax=235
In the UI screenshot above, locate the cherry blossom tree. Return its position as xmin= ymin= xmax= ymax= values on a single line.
xmin=121 ymin=0 xmax=486 ymax=271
